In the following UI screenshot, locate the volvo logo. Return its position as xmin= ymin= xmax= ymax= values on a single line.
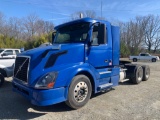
xmin=15 ymin=58 xmax=29 ymax=77
xmin=18 ymin=65 xmax=23 ymax=72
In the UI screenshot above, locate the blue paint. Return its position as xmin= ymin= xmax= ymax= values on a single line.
xmin=12 ymin=18 xmax=120 ymax=106
xmin=112 ymin=26 xmax=120 ymax=66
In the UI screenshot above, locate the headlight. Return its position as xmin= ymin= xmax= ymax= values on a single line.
xmin=35 ymin=72 xmax=58 ymax=89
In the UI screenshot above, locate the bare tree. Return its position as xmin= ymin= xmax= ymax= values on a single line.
xmin=119 ymin=16 xmax=148 ymax=55
xmin=35 ymin=20 xmax=45 ymax=35
xmin=44 ymin=21 xmax=54 ymax=33
xmin=0 ymin=12 xmax=6 ymax=34
xmin=153 ymin=34 xmax=160 ymax=53
xmin=22 ymin=13 xmax=40 ymax=40
xmin=22 ymin=14 xmax=54 ymax=40
xmin=120 ymin=15 xmax=160 ymax=54
xmin=144 ymin=15 xmax=160 ymax=52
xmin=34 ymin=20 xmax=54 ymax=36
xmin=8 ymin=17 xmax=23 ymax=39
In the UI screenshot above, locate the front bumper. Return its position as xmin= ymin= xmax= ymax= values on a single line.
xmin=12 ymin=80 xmax=67 ymax=106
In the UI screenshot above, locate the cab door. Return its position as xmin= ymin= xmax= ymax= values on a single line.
xmin=87 ymin=24 xmax=112 ymax=68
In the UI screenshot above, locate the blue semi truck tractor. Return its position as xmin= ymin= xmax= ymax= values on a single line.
xmin=12 ymin=18 xmax=150 ymax=109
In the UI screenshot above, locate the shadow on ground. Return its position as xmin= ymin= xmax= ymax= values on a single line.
xmin=0 ymin=79 xmax=137 ymax=119
xmin=0 ymin=80 xmax=72 ymax=119
xmin=119 ymin=81 xmax=134 ymax=85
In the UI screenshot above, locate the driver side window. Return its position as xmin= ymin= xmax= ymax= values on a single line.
xmin=91 ymin=26 xmax=98 ymax=46
xmin=91 ymin=24 xmax=107 ymax=46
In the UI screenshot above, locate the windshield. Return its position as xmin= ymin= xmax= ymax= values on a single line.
xmin=0 ymin=49 xmax=4 ymax=53
xmin=54 ymin=22 xmax=90 ymax=44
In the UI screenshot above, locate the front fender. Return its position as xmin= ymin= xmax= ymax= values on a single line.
xmin=53 ymin=63 xmax=98 ymax=91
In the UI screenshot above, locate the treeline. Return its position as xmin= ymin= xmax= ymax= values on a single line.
xmin=0 ymin=12 xmax=54 ymax=50
xmin=71 ymin=10 xmax=160 ymax=57
xmin=1 ymin=10 xmax=160 ymax=56
xmin=120 ymin=15 xmax=160 ymax=57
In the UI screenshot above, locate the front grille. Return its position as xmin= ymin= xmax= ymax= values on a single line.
xmin=14 ymin=56 xmax=30 ymax=83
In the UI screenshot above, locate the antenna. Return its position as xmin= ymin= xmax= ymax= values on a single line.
xmin=101 ymin=0 xmax=102 ymax=18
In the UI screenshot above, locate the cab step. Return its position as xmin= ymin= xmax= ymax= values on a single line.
xmin=97 ymin=83 xmax=113 ymax=91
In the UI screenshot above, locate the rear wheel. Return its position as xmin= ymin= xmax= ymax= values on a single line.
xmin=0 ymin=74 xmax=4 ymax=87
xmin=142 ymin=65 xmax=150 ymax=81
xmin=133 ymin=58 xmax=137 ymax=62
xmin=65 ymin=75 xmax=92 ymax=109
xmin=131 ymin=66 xmax=143 ymax=84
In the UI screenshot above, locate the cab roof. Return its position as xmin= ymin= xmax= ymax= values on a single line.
xmin=55 ymin=17 xmax=110 ymax=30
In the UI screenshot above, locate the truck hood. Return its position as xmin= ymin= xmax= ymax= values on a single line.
xmin=19 ymin=44 xmax=61 ymax=59
xmin=17 ymin=43 xmax=85 ymax=85
xmin=20 ymin=43 xmax=84 ymax=60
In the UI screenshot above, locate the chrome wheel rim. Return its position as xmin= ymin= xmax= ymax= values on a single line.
xmin=74 ymin=81 xmax=88 ymax=102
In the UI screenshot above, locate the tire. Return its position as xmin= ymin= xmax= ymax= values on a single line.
xmin=130 ymin=66 xmax=143 ymax=84
xmin=65 ymin=75 xmax=92 ymax=109
xmin=142 ymin=65 xmax=150 ymax=81
xmin=0 ymin=74 xmax=4 ymax=87
xmin=152 ymin=58 xmax=156 ymax=62
xmin=133 ymin=58 xmax=137 ymax=62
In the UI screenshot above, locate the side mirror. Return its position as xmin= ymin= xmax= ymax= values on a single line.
xmin=52 ymin=31 xmax=56 ymax=43
xmin=98 ymin=24 xmax=106 ymax=44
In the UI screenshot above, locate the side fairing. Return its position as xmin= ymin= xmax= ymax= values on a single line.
xmin=112 ymin=26 xmax=120 ymax=66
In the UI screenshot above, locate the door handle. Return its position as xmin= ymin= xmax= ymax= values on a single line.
xmin=105 ymin=60 xmax=108 ymax=62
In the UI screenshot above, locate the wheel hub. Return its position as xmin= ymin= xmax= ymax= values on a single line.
xmin=74 ymin=82 xmax=88 ymax=102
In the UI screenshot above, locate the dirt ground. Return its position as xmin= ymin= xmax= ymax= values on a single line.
xmin=0 ymin=61 xmax=160 ymax=120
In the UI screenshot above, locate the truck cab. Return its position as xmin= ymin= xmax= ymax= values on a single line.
xmin=12 ymin=18 xmax=149 ymax=109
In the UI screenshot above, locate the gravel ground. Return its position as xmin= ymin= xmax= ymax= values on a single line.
xmin=0 ymin=61 xmax=160 ymax=120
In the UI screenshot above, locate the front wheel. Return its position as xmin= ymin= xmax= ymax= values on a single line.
xmin=65 ymin=75 xmax=92 ymax=109
xmin=152 ymin=58 xmax=156 ymax=62
xmin=0 ymin=74 xmax=4 ymax=87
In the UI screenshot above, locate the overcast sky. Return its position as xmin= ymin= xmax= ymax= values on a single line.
xmin=0 ymin=0 xmax=160 ymax=25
